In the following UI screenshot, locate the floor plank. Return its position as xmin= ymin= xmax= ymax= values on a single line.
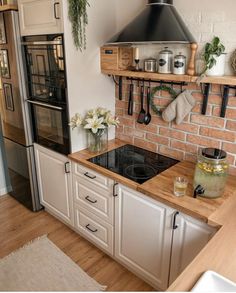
xmin=0 ymin=195 xmax=154 ymax=291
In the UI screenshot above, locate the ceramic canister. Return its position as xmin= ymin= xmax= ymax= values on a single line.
xmin=158 ymin=47 xmax=173 ymax=74
xmin=173 ymin=52 xmax=186 ymax=75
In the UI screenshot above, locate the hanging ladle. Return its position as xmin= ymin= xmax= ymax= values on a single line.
xmin=144 ymin=82 xmax=151 ymax=125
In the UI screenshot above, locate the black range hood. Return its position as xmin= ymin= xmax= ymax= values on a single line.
xmin=106 ymin=0 xmax=196 ymax=45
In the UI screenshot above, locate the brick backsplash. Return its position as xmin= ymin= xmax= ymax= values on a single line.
xmin=115 ymin=81 xmax=236 ymax=175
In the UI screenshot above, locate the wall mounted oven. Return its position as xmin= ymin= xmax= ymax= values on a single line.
xmin=23 ymin=34 xmax=70 ymax=155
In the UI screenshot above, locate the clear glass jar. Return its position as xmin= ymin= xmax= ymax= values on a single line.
xmin=87 ymin=128 xmax=108 ymax=153
xmin=193 ymin=148 xmax=229 ymax=198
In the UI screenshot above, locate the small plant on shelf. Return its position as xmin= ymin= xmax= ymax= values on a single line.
xmin=202 ymin=36 xmax=226 ymax=75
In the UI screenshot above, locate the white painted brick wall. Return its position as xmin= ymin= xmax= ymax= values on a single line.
xmin=201 ymin=11 xmax=225 ymax=23
xmin=128 ymin=2 xmax=236 ymax=76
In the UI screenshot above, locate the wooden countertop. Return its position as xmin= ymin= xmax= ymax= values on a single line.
xmin=69 ymin=139 xmax=236 ymax=224
xmin=69 ymin=139 xmax=236 ymax=291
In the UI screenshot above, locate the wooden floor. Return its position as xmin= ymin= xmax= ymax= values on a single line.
xmin=0 ymin=195 xmax=154 ymax=292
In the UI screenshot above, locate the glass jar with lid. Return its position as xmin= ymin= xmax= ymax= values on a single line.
xmin=158 ymin=47 xmax=173 ymax=74
xmin=193 ymin=148 xmax=229 ymax=199
xmin=173 ymin=52 xmax=186 ymax=75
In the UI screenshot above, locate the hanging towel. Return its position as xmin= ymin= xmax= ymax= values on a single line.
xmin=162 ymin=90 xmax=196 ymax=125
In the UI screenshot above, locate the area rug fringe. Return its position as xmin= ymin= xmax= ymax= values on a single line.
xmin=0 ymin=234 xmax=48 ymax=263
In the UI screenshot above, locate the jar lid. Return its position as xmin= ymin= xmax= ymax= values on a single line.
xmin=160 ymin=47 xmax=173 ymax=54
xmin=202 ymin=148 xmax=227 ymax=160
xmin=175 ymin=52 xmax=186 ymax=59
xmin=144 ymin=58 xmax=157 ymax=62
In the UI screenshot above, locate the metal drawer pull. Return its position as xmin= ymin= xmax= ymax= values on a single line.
xmin=54 ymin=2 xmax=60 ymax=19
xmin=173 ymin=211 xmax=179 ymax=230
xmin=84 ymin=172 xmax=96 ymax=179
xmin=85 ymin=196 xmax=97 ymax=204
xmin=86 ymin=224 xmax=98 ymax=233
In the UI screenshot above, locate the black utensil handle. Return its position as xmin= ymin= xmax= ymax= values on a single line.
xmin=147 ymin=86 xmax=151 ymax=113
xmin=128 ymin=83 xmax=134 ymax=116
xmin=141 ymin=85 xmax=144 ymax=108
xmin=220 ymin=85 xmax=230 ymax=118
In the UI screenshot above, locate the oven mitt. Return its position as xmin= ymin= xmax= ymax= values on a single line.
xmin=162 ymin=90 xmax=196 ymax=124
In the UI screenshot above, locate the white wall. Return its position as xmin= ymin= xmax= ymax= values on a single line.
xmin=175 ymin=0 xmax=236 ymax=74
xmin=63 ymin=0 xmax=116 ymax=153
xmin=63 ymin=0 xmax=145 ymax=153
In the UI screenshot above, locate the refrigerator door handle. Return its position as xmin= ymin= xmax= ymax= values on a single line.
xmin=27 ymin=100 xmax=63 ymax=111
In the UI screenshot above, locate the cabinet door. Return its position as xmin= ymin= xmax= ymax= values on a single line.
xmin=34 ymin=143 xmax=73 ymax=226
xmin=18 ymin=0 xmax=63 ymax=36
xmin=115 ymin=185 xmax=174 ymax=290
xmin=169 ymin=212 xmax=216 ymax=285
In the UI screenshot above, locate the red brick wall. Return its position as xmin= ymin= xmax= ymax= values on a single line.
xmin=115 ymin=81 xmax=236 ymax=175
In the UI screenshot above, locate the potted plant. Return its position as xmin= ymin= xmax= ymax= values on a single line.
xmin=69 ymin=108 xmax=119 ymax=152
xmin=68 ymin=0 xmax=90 ymax=51
xmin=202 ymin=36 xmax=226 ymax=76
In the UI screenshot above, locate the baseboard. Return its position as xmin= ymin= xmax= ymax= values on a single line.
xmin=0 ymin=185 xmax=11 ymax=196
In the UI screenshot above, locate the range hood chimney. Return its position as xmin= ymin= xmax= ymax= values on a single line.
xmin=106 ymin=0 xmax=196 ymax=45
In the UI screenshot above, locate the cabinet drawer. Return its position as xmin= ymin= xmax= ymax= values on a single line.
xmin=73 ymin=176 xmax=114 ymax=224
xmin=74 ymin=205 xmax=113 ymax=255
xmin=73 ymin=163 xmax=113 ymax=191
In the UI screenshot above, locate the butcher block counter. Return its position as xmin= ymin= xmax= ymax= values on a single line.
xmin=69 ymin=139 xmax=236 ymax=291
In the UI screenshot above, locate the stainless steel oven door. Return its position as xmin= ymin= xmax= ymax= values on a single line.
xmin=28 ymin=100 xmax=70 ymax=155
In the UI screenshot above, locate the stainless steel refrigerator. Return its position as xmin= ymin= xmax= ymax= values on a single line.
xmin=0 ymin=10 xmax=41 ymax=211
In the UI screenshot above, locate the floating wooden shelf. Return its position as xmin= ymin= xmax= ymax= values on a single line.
xmin=102 ymin=69 xmax=193 ymax=83
xmin=102 ymin=69 xmax=236 ymax=86
xmin=0 ymin=4 xmax=18 ymax=11
xmin=197 ymin=75 xmax=236 ymax=86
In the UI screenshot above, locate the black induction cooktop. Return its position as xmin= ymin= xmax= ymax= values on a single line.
xmin=88 ymin=144 xmax=179 ymax=184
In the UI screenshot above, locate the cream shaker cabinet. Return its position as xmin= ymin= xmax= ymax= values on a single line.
xmin=169 ymin=212 xmax=216 ymax=284
xmin=72 ymin=163 xmax=114 ymax=255
xmin=115 ymin=184 xmax=175 ymax=290
xmin=34 ymin=143 xmax=74 ymax=226
xmin=18 ymin=0 xmax=63 ymax=36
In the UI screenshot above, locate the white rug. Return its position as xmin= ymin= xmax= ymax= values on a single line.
xmin=0 ymin=236 xmax=106 ymax=291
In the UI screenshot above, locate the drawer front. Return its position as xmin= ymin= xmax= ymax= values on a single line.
xmin=73 ymin=176 xmax=114 ymax=224
xmin=73 ymin=163 xmax=113 ymax=191
xmin=74 ymin=205 xmax=113 ymax=255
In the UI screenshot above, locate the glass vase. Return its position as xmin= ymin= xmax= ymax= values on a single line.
xmin=87 ymin=128 xmax=108 ymax=153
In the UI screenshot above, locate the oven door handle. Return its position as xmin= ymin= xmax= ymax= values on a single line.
xmin=27 ymin=100 xmax=63 ymax=111
xmin=22 ymin=40 xmax=62 ymax=46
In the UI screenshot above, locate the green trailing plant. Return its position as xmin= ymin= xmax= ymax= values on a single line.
xmin=203 ymin=36 xmax=225 ymax=73
xmin=68 ymin=0 xmax=90 ymax=51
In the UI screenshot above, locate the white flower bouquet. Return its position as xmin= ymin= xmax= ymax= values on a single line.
xmin=69 ymin=107 xmax=119 ymax=152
